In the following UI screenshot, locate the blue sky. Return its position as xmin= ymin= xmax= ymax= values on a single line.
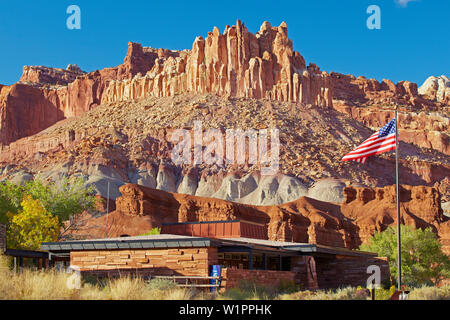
xmin=0 ymin=0 xmax=448 ymax=86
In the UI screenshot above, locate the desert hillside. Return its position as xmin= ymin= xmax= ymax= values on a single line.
xmin=0 ymin=20 xmax=448 ymax=238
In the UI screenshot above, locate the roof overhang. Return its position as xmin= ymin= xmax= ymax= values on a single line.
xmin=281 ymin=244 xmax=378 ymax=258
xmin=41 ymin=235 xmax=378 ymax=259
xmin=215 ymin=238 xmax=378 ymax=258
xmin=5 ymin=249 xmax=49 ymax=259
xmin=41 ymin=237 xmax=214 ymax=253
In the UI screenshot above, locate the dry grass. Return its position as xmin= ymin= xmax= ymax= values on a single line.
xmin=0 ymin=254 xmax=213 ymax=300
xmin=408 ymin=285 xmax=450 ymax=300
xmin=279 ymin=285 xmax=450 ymax=300
xmin=0 ymin=254 xmax=77 ymax=299
xmin=278 ymin=287 xmax=370 ymax=300
xmin=0 ymin=269 xmax=79 ymax=300
xmin=1 ymin=255 xmax=449 ymax=300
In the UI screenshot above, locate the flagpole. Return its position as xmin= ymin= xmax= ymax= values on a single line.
xmin=395 ymin=106 xmax=402 ymax=291
xmin=106 ymin=181 xmax=110 ymax=239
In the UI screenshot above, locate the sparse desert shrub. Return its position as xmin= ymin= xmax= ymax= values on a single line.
xmin=78 ymin=283 xmax=105 ymax=300
xmin=372 ymin=285 xmax=397 ymax=300
xmin=218 ymin=287 xmax=249 ymax=300
xmin=0 ymin=253 xmax=10 ymax=270
xmin=102 ymin=276 xmax=152 ymax=300
xmin=279 ymin=287 xmax=368 ymax=300
xmin=147 ymin=278 xmax=177 ymax=291
xmin=82 ymin=274 xmax=108 ymax=288
xmin=0 ymin=259 xmax=203 ymax=300
xmin=164 ymin=287 xmax=197 ymax=300
xmin=408 ymin=285 xmax=450 ymax=300
xmin=1 ymin=256 xmax=447 ymax=301
xmin=277 ymin=279 xmax=298 ymax=294
xmin=218 ymin=279 xmax=280 ymax=300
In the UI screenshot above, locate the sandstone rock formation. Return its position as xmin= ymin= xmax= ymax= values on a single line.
xmin=332 ymin=103 xmax=450 ymax=155
xmin=0 ymin=84 xmax=66 ymax=145
xmin=419 ymin=75 xmax=450 ymax=104
xmin=101 ymin=20 xmax=333 ymax=106
xmin=331 ymin=73 xmax=420 ymax=107
xmin=0 ymin=20 xmax=449 ymax=251
xmin=19 ymin=65 xmax=86 ymax=86
xmin=0 ymin=43 xmax=165 ymax=146
xmin=0 ymin=21 xmax=334 ymax=148
xmin=330 ymin=72 xmax=450 ymax=156
xmin=1 ymin=93 xmax=448 ymax=209
xmin=66 ymin=183 xmax=450 ymax=255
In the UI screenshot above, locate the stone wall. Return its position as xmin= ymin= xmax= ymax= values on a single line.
xmin=291 ymin=256 xmax=319 ymax=289
xmin=68 ymin=244 xmax=390 ymax=290
xmin=220 ymin=268 xmax=296 ymax=292
xmin=290 ymin=255 xmax=390 ymax=290
xmin=70 ymin=247 xmax=218 ymax=277
xmin=314 ymin=255 xmax=390 ymax=289
xmin=0 ymin=224 xmax=6 ymax=253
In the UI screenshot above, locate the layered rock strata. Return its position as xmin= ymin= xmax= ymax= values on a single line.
xmin=67 ymin=183 xmax=449 ymax=254
xmin=102 ymin=21 xmax=333 ymax=106
xmin=0 ymin=20 xmax=333 ymax=147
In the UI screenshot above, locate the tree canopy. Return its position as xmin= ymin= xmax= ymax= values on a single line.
xmin=0 ymin=176 xmax=99 ymax=249
xmin=7 ymin=196 xmax=60 ymax=250
xmin=360 ymin=225 xmax=450 ymax=287
xmin=0 ymin=176 xmax=97 ymax=225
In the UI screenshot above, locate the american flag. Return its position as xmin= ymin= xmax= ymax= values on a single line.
xmin=342 ymin=118 xmax=397 ymax=164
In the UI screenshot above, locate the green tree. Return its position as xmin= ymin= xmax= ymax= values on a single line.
xmin=360 ymin=225 xmax=450 ymax=287
xmin=7 ymin=196 xmax=60 ymax=250
xmin=0 ymin=181 xmax=24 ymax=223
xmin=0 ymin=176 xmax=99 ymax=246
xmin=22 ymin=176 xmax=97 ymax=224
xmin=0 ymin=176 xmax=97 ymax=226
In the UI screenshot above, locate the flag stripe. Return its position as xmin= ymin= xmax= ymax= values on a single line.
xmin=342 ymin=143 xmax=396 ymax=160
xmin=342 ymin=135 xmax=396 ymax=158
xmin=341 ymin=119 xmax=397 ymax=163
xmin=343 ymin=140 xmax=396 ymax=158
xmin=349 ymin=133 xmax=395 ymax=153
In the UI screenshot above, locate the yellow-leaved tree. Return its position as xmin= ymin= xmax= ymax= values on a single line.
xmin=7 ymin=195 xmax=59 ymax=250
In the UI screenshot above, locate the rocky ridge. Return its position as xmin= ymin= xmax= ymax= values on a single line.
xmin=102 ymin=21 xmax=332 ymax=107
xmin=0 ymin=94 xmax=448 ymax=207
xmin=0 ymin=20 xmax=333 ymax=148
xmin=0 ymin=20 xmax=448 ymax=230
xmin=19 ymin=64 xmax=86 ymax=86
xmin=419 ymin=75 xmax=450 ymax=104
xmin=67 ymin=183 xmax=450 ymax=255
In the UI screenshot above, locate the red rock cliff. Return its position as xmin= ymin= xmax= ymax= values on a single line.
xmin=19 ymin=65 xmax=86 ymax=86
xmin=101 ymin=20 xmax=333 ymax=106
xmin=0 ymin=42 xmax=162 ymax=146
xmin=68 ymin=183 xmax=449 ymax=254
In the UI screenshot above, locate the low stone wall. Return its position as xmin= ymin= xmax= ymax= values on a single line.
xmin=314 ymin=255 xmax=390 ymax=289
xmin=220 ymin=268 xmax=296 ymax=291
xmin=71 ymin=247 xmax=218 ymax=277
xmin=0 ymin=224 xmax=6 ymax=252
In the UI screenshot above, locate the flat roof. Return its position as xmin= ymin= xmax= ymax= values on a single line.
xmin=41 ymin=234 xmax=213 ymax=252
xmin=41 ymin=234 xmax=377 ymax=258
xmin=5 ymin=248 xmax=49 ymax=259
xmin=218 ymin=237 xmax=377 ymax=258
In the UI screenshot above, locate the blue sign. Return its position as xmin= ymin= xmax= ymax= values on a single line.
xmin=209 ymin=265 xmax=221 ymax=292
